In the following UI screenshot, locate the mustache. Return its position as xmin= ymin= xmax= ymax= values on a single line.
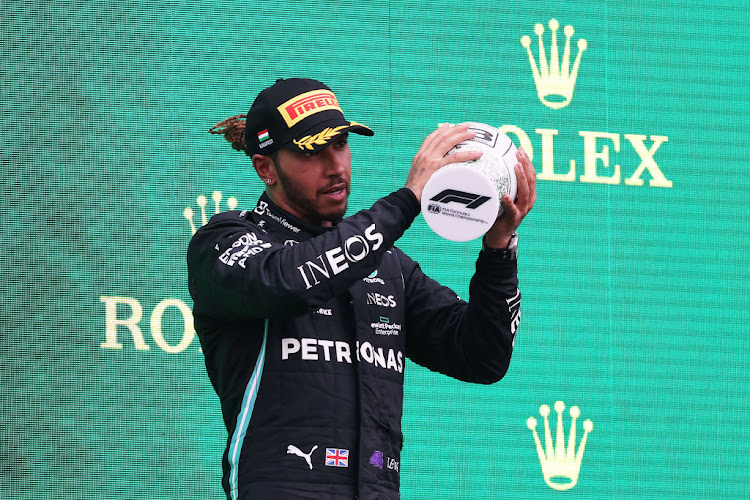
xmin=320 ymin=178 xmax=349 ymax=194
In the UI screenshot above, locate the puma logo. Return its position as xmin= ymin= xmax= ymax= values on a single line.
xmin=287 ymin=444 xmax=318 ymax=470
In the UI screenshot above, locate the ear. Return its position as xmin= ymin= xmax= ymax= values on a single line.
xmin=252 ymin=154 xmax=276 ymax=186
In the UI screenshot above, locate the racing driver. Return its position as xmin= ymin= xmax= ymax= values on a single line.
xmin=187 ymin=77 xmax=536 ymax=500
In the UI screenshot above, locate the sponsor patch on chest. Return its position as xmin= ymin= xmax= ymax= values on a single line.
xmin=370 ymin=316 xmax=401 ymax=336
xmin=281 ymin=337 xmax=403 ymax=373
xmin=366 ymin=292 xmax=396 ymax=308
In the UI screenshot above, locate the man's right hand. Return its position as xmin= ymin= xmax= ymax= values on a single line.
xmin=405 ymin=123 xmax=483 ymax=202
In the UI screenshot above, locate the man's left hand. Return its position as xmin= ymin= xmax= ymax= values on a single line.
xmin=484 ymin=147 xmax=537 ymax=249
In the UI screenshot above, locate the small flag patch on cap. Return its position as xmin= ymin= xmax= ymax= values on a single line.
xmin=258 ymin=130 xmax=270 ymax=142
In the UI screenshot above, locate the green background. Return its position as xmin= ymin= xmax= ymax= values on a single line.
xmin=2 ymin=1 xmax=749 ymax=498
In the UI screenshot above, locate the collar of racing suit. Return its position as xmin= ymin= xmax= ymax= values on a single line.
xmin=253 ymin=192 xmax=338 ymax=239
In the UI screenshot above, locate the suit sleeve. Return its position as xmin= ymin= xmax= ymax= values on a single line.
xmin=402 ymin=248 xmax=521 ymax=384
xmin=187 ymin=189 xmax=421 ymax=320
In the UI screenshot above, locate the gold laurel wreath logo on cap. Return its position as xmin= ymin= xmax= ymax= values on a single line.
xmin=293 ymin=125 xmax=348 ymax=151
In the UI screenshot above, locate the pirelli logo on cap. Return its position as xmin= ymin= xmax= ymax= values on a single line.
xmin=278 ymin=90 xmax=342 ymax=127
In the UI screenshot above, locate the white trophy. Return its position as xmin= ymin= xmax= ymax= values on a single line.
xmin=421 ymin=122 xmax=518 ymax=242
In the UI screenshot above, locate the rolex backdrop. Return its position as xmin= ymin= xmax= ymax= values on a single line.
xmin=2 ymin=1 xmax=749 ymax=499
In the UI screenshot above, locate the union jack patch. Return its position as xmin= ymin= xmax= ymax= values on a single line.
xmin=325 ymin=448 xmax=349 ymax=467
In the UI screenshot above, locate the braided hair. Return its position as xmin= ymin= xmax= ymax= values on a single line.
xmin=208 ymin=114 xmax=247 ymax=153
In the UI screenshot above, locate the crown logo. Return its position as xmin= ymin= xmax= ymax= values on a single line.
xmin=520 ymin=19 xmax=587 ymax=109
xmin=527 ymin=401 xmax=593 ymax=491
xmin=183 ymin=191 xmax=239 ymax=235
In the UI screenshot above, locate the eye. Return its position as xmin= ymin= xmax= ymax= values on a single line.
xmin=334 ymin=135 xmax=349 ymax=149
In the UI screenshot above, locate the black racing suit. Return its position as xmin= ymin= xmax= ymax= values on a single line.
xmin=187 ymin=188 xmax=521 ymax=500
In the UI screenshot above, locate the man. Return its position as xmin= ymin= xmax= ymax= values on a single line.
xmin=188 ymin=78 xmax=536 ymax=499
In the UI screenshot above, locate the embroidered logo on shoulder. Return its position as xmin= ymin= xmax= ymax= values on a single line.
xmin=218 ymin=232 xmax=272 ymax=268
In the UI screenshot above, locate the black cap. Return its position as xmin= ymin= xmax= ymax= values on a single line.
xmin=244 ymin=78 xmax=373 ymax=156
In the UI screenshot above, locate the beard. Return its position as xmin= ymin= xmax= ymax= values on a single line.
xmin=274 ymin=162 xmax=348 ymax=225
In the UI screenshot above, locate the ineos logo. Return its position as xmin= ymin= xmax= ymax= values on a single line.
xmin=366 ymin=292 xmax=396 ymax=308
xmin=343 ymin=235 xmax=369 ymax=261
xmin=297 ymin=224 xmax=384 ymax=290
xmin=430 ymin=190 xmax=491 ymax=209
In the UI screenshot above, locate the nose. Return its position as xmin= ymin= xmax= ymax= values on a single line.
xmin=321 ymin=146 xmax=348 ymax=177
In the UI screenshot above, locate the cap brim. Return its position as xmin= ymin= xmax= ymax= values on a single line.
xmin=282 ymin=120 xmax=373 ymax=153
